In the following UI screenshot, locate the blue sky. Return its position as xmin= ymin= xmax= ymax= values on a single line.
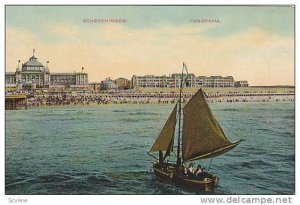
xmin=6 ymin=6 xmax=294 ymax=36
xmin=5 ymin=5 xmax=295 ymax=85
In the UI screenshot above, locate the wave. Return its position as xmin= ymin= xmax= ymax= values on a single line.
xmin=227 ymin=159 xmax=274 ymax=169
xmin=270 ymin=153 xmax=295 ymax=161
xmin=257 ymin=128 xmax=271 ymax=132
xmin=119 ymin=118 xmax=141 ymax=123
xmin=5 ymin=177 xmax=36 ymax=188
xmin=282 ymin=131 xmax=295 ymax=137
xmin=128 ymin=112 xmax=161 ymax=116
xmin=283 ymin=115 xmax=295 ymax=120
xmin=87 ymin=174 xmax=116 ymax=184
xmin=38 ymin=173 xmax=74 ymax=183
xmin=112 ymin=110 xmax=127 ymax=113
xmin=219 ymin=108 xmax=238 ymax=112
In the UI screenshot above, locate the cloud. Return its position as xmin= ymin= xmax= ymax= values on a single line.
xmin=6 ymin=23 xmax=294 ymax=86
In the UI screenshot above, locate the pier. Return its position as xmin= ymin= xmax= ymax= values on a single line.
xmin=5 ymin=95 xmax=27 ymax=110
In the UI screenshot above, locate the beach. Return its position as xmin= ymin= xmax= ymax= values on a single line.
xmin=25 ymin=87 xmax=295 ymax=107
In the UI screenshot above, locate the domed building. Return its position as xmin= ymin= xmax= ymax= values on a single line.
xmin=22 ymin=55 xmax=48 ymax=72
xmin=5 ymin=50 xmax=89 ymax=92
xmin=18 ymin=52 xmax=51 ymax=89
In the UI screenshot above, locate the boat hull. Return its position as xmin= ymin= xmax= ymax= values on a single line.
xmin=153 ymin=162 xmax=218 ymax=192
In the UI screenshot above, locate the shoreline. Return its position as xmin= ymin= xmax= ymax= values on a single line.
xmin=23 ymin=94 xmax=294 ymax=109
xmin=7 ymin=87 xmax=295 ymax=109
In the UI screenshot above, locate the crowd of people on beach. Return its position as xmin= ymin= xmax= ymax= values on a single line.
xmin=24 ymin=92 xmax=295 ymax=107
xmin=27 ymin=94 xmax=108 ymax=106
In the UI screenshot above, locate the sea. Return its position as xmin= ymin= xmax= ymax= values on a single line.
xmin=5 ymin=102 xmax=295 ymax=195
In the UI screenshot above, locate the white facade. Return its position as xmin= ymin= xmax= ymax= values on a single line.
xmin=131 ymin=73 xmax=240 ymax=88
xmin=5 ymin=51 xmax=89 ymax=91
xmin=100 ymin=78 xmax=117 ymax=90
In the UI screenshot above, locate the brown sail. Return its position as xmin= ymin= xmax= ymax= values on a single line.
xmin=149 ymin=104 xmax=177 ymax=157
xmin=182 ymin=89 xmax=242 ymax=162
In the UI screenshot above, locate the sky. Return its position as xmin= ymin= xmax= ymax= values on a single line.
xmin=5 ymin=5 xmax=294 ymax=85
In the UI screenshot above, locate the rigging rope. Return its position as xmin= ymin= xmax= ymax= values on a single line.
xmin=207 ymin=158 xmax=213 ymax=171
xmin=221 ymin=123 xmax=242 ymax=138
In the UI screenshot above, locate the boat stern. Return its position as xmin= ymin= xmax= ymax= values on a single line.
xmin=152 ymin=162 xmax=219 ymax=192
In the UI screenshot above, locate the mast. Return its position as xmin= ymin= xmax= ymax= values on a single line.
xmin=176 ymin=63 xmax=185 ymax=166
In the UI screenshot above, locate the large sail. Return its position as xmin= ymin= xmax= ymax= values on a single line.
xmin=150 ymin=104 xmax=177 ymax=156
xmin=182 ymin=89 xmax=242 ymax=162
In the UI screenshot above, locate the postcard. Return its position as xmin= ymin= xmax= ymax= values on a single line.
xmin=4 ymin=4 xmax=295 ymax=204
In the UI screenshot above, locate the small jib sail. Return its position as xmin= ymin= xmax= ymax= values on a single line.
xmin=182 ymin=89 xmax=242 ymax=162
xmin=149 ymin=104 xmax=178 ymax=159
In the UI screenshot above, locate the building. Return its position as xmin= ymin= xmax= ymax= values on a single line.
xmin=5 ymin=50 xmax=88 ymax=92
xmin=100 ymin=77 xmax=117 ymax=90
xmin=115 ymin=78 xmax=131 ymax=89
xmin=131 ymin=73 xmax=241 ymax=88
xmin=171 ymin=73 xmax=196 ymax=88
xmin=235 ymin=80 xmax=249 ymax=87
xmin=131 ymin=75 xmax=173 ymax=88
xmin=99 ymin=77 xmax=131 ymax=91
xmin=88 ymin=82 xmax=102 ymax=92
xmin=203 ymin=76 xmax=235 ymax=87
xmin=5 ymin=52 xmax=51 ymax=91
xmin=50 ymin=72 xmax=88 ymax=88
xmin=5 ymin=72 xmax=18 ymax=92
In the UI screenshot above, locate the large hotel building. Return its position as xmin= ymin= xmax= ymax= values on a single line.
xmin=5 ymin=50 xmax=88 ymax=91
xmin=131 ymin=73 xmax=248 ymax=88
xmin=5 ymin=50 xmax=248 ymax=92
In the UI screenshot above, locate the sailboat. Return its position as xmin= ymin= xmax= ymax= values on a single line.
xmin=148 ymin=63 xmax=243 ymax=192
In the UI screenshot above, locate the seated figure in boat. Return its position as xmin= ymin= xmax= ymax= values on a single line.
xmin=195 ymin=165 xmax=204 ymax=180
xmin=187 ymin=163 xmax=195 ymax=178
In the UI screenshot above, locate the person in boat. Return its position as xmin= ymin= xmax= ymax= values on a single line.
xmin=187 ymin=163 xmax=195 ymax=178
xmin=195 ymin=165 xmax=204 ymax=179
xmin=183 ymin=167 xmax=188 ymax=175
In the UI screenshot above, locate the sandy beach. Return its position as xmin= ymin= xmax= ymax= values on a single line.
xmin=25 ymin=87 xmax=295 ymax=107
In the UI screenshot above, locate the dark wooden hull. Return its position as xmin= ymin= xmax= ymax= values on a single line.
xmin=153 ymin=162 xmax=219 ymax=192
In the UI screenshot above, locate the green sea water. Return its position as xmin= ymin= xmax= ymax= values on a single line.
xmin=5 ymin=102 xmax=295 ymax=194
